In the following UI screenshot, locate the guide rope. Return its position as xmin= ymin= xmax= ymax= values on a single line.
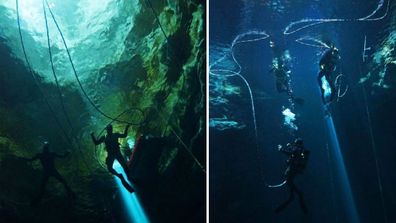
xmin=361 ymin=74 xmax=388 ymax=223
xmin=16 ymin=0 xmax=73 ymax=148
xmin=209 ymin=31 xmax=270 ymax=141
xmin=334 ymin=74 xmax=349 ymax=101
xmin=210 ymin=32 xmax=271 ymax=186
xmin=19 ymin=0 xmax=202 ymax=173
xmin=92 ymin=107 xmax=205 ymax=173
xmin=42 ymin=1 xmax=74 ymax=137
xmin=44 ymin=0 xmax=145 ymax=126
xmin=143 ymin=0 xmax=205 ymax=172
xmin=42 ymin=0 xmax=91 ymax=170
xmin=145 ymin=0 xmax=169 ymax=43
xmin=153 ymin=106 xmax=206 ymax=173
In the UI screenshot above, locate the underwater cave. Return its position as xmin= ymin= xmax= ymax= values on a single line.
xmin=0 ymin=0 xmax=206 ymax=222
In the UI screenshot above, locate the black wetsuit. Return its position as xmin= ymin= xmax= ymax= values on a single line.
xmin=91 ymin=125 xmax=134 ymax=192
xmin=273 ymin=65 xmax=291 ymax=94
xmin=275 ymin=144 xmax=310 ymax=214
xmin=29 ymin=149 xmax=74 ymax=205
xmin=269 ymin=44 xmax=304 ymax=105
xmin=318 ymin=48 xmax=340 ymax=103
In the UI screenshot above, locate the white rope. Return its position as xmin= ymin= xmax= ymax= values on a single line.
xmin=361 ymin=81 xmax=388 ymax=223
xmin=209 ymin=31 xmax=270 ymax=140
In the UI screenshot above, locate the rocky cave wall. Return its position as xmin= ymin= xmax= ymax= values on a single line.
xmin=0 ymin=0 xmax=205 ymax=222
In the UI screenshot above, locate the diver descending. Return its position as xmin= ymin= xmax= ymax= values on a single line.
xmin=24 ymin=142 xmax=75 ymax=206
xmin=269 ymin=41 xmax=292 ymax=94
xmin=268 ymin=138 xmax=310 ymax=214
xmin=91 ymin=124 xmax=135 ymax=193
xmin=318 ymin=45 xmax=341 ymax=104
xmin=269 ymin=41 xmax=304 ymax=106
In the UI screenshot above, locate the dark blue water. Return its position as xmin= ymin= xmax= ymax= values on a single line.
xmin=209 ymin=1 xmax=396 ymax=222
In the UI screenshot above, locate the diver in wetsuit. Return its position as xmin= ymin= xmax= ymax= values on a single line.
xmin=270 ymin=41 xmax=292 ymax=94
xmin=270 ymin=138 xmax=310 ymax=214
xmin=270 ymin=58 xmax=292 ymax=94
xmin=318 ymin=46 xmax=341 ymax=104
xmin=24 ymin=142 xmax=75 ymax=205
xmin=91 ymin=124 xmax=134 ymax=193
xmin=269 ymin=41 xmax=304 ymax=105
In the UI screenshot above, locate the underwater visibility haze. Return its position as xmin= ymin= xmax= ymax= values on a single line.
xmin=210 ymin=0 xmax=396 ymax=222
xmin=0 ymin=0 xmax=206 ymax=222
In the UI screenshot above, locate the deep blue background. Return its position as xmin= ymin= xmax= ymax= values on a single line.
xmin=209 ymin=0 xmax=396 ymax=222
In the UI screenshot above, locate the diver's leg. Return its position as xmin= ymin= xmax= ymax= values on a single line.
xmin=106 ymin=156 xmax=134 ymax=193
xmin=116 ymin=152 xmax=137 ymax=184
xmin=116 ymin=152 xmax=129 ymax=175
xmin=318 ymin=72 xmax=326 ymax=103
xmin=328 ymin=78 xmax=337 ymax=102
xmin=275 ymin=184 xmax=295 ymax=213
xmin=31 ymin=174 xmax=49 ymax=206
xmin=294 ymin=184 xmax=308 ymax=214
xmin=52 ymin=170 xmax=75 ymax=199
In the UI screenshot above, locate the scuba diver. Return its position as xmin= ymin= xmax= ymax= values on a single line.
xmin=267 ymin=138 xmax=310 ymax=214
xmin=318 ymin=45 xmax=341 ymax=104
xmin=270 ymin=55 xmax=292 ymax=94
xmin=24 ymin=142 xmax=75 ymax=206
xmin=91 ymin=124 xmax=134 ymax=193
xmin=269 ymin=40 xmax=304 ymax=105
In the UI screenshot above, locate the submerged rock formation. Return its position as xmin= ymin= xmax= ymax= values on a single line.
xmin=0 ymin=0 xmax=205 ymax=222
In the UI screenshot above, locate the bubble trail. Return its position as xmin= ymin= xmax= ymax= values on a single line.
xmin=283 ymin=0 xmax=390 ymax=35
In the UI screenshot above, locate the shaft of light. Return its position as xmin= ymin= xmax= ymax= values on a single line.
xmin=324 ymin=115 xmax=360 ymax=223
xmin=113 ymin=160 xmax=149 ymax=223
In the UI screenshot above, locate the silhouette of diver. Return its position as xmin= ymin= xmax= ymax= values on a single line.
xmin=271 ymin=57 xmax=292 ymax=94
xmin=268 ymin=138 xmax=310 ymax=214
xmin=91 ymin=124 xmax=134 ymax=193
xmin=24 ymin=142 xmax=75 ymax=206
xmin=269 ymin=41 xmax=304 ymax=105
xmin=318 ymin=45 xmax=341 ymax=104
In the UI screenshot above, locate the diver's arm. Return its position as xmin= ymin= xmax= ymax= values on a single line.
xmin=119 ymin=124 xmax=131 ymax=138
xmin=319 ymin=50 xmax=332 ymax=70
xmin=91 ymin=133 xmax=104 ymax=145
xmin=22 ymin=154 xmax=39 ymax=162
xmin=278 ymin=144 xmax=293 ymax=155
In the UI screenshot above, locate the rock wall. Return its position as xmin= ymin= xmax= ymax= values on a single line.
xmin=0 ymin=0 xmax=205 ymax=222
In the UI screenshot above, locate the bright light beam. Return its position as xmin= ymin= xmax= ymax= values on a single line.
xmin=324 ymin=114 xmax=360 ymax=223
xmin=113 ymin=160 xmax=150 ymax=223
